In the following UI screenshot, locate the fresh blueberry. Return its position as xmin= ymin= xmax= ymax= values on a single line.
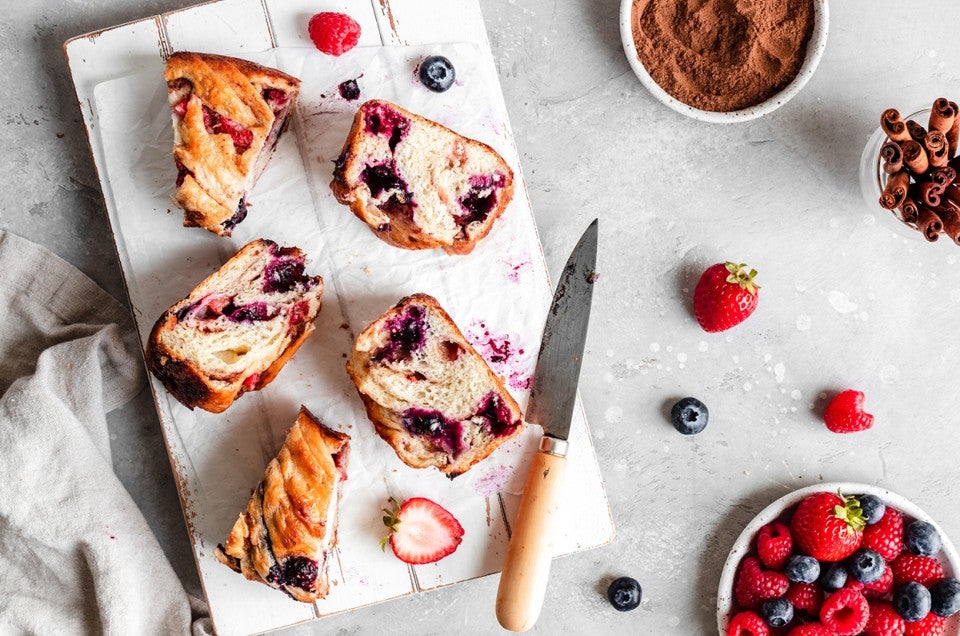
xmin=670 ymin=397 xmax=708 ymax=435
xmin=606 ymin=576 xmax=642 ymax=612
xmin=819 ymin=562 xmax=847 ymax=592
xmin=858 ymin=494 xmax=886 ymax=525
xmin=895 ymin=581 xmax=932 ymax=622
xmin=906 ymin=520 xmax=942 ymax=557
xmin=847 ymin=548 xmax=885 ymax=583
xmin=784 ymin=555 xmax=820 ymax=583
xmin=931 ymin=578 xmax=960 ymax=617
xmin=760 ymin=598 xmax=794 ymax=628
xmin=418 ymin=55 xmax=456 ymax=93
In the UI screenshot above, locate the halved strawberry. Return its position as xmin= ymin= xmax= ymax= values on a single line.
xmin=380 ymin=497 xmax=465 ymax=564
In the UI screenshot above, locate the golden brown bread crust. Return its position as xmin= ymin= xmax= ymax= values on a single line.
xmin=146 ymin=317 xmax=315 ymax=413
xmin=144 ymin=238 xmax=322 ymax=413
xmin=330 ymin=100 xmax=515 ymax=255
xmin=345 ymin=293 xmax=524 ymax=476
xmin=215 ymin=406 xmax=350 ymax=602
xmin=165 ymin=52 xmax=300 ymax=235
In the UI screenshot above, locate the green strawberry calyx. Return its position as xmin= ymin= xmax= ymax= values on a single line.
xmin=379 ymin=496 xmax=403 ymax=551
xmin=724 ymin=262 xmax=760 ymax=295
xmin=832 ymin=490 xmax=867 ymax=533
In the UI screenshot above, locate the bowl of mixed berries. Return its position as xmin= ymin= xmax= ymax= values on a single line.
xmin=718 ymin=483 xmax=960 ymax=636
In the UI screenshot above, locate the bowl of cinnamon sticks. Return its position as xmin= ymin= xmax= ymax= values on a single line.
xmin=861 ymin=98 xmax=960 ymax=244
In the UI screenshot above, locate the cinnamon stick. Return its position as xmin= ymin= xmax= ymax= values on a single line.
xmin=929 ymin=97 xmax=958 ymax=134
xmin=943 ymin=183 xmax=960 ymax=206
xmin=881 ymin=108 xmax=911 ymax=142
xmin=934 ymin=201 xmax=960 ymax=245
xmin=899 ymin=197 xmax=919 ymax=224
xmin=907 ymin=120 xmax=928 ymax=143
xmin=902 ymin=140 xmax=930 ymax=174
xmin=930 ymin=166 xmax=956 ymax=189
xmin=949 ymin=101 xmax=960 ymax=157
xmin=916 ymin=180 xmax=943 ymax=207
xmin=879 ymin=170 xmax=909 ymax=210
xmin=916 ymin=205 xmax=944 ymax=241
xmin=880 ymin=141 xmax=903 ymax=174
xmin=925 ymin=130 xmax=949 ymax=168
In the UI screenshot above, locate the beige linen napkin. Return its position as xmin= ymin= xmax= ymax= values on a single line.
xmin=0 ymin=230 xmax=209 ymax=635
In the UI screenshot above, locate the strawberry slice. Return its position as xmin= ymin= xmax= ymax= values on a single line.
xmin=380 ymin=497 xmax=464 ymax=564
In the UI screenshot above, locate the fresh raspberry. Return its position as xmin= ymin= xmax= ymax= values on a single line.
xmin=892 ymin=554 xmax=945 ymax=587
xmin=864 ymin=564 xmax=894 ymax=599
xmin=820 ymin=588 xmax=870 ymax=635
xmin=308 ymin=12 xmax=361 ymax=56
xmin=904 ymin=611 xmax=946 ymax=636
xmin=864 ymin=507 xmax=905 ymax=562
xmin=863 ymin=601 xmax=906 ymax=636
xmin=727 ymin=610 xmax=770 ymax=636
xmin=787 ymin=623 xmax=834 ymax=636
xmin=735 ymin=557 xmax=789 ymax=609
xmin=823 ymin=389 xmax=874 ymax=433
xmin=757 ymin=522 xmax=793 ymax=570
xmin=786 ymin=582 xmax=822 ymax=614
xmin=844 ymin=577 xmax=866 ymax=592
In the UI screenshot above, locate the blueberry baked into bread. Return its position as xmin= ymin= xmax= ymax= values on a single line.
xmin=145 ymin=239 xmax=322 ymax=413
xmin=165 ymin=52 xmax=300 ymax=235
xmin=330 ymin=100 xmax=515 ymax=255
xmin=215 ymin=406 xmax=350 ymax=602
xmin=346 ymin=294 xmax=524 ymax=476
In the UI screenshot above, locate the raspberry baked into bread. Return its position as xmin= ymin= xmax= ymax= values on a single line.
xmin=146 ymin=239 xmax=322 ymax=413
xmin=165 ymin=52 xmax=300 ymax=235
xmin=346 ymin=294 xmax=524 ymax=476
xmin=215 ymin=406 xmax=350 ymax=602
xmin=330 ymin=100 xmax=515 ymax=255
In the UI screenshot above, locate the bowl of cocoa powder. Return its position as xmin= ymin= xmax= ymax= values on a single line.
xmin=620 ymin=0 xmax=829 ymax=123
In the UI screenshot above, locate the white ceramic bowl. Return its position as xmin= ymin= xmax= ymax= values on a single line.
xmin=619 ymin=0 xmax=830 ymax=123
xmin=717 ymin=482 xmax=960 ymax=634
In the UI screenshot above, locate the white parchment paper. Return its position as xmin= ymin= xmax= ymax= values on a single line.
xmin=93 ymin=43 xmax=612 ymax=635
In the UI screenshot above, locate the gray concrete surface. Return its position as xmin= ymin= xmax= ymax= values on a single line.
xmin=4 ymin=0 xmax=960 ymax=633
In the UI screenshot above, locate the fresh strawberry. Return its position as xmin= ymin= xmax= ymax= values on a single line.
xmin=787 ymin=624 xmax=833 ymax=636
xmin=758 ymin=522 xmax=793 ymax=570
xmin=735 ymin=557 xmax=789 ymax=608
xmin=791 ymin=492 xmax=866 ymax=562
xmin=820 ymin=588 xmax=870 ymax=635
xmin=824 ymin=389 xmax=874 ymax=433
xmin=727 ymin=610 xmax=770 ymax=636
xmin=864 ymin=601 xmax=906 ymax=636
xmin=308 ymin=12 xmax=361 ymax=56
xmin=693 ymin=261 xmax=760 ymax=332
xmin=786 ymin=582 xmax=822 ymax=614
xmin=864 ymin=564 xmax=894 ymax=599
xmin=904 ymin=611 xmax=946 ymax=636
xmin=864 ymin=507 xmax=904 ymax=561
xmin=892 ymin=554 xmax=945 ymax=587
xmin=380 ymin=497 xmax=464 ymax=564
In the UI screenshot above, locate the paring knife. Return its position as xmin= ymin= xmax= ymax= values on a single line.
xmin=495 ymin=219 xmax=599 ymax=632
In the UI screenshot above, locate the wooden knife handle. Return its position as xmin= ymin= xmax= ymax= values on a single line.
xmin=496 ymin=446 xmax=567 ymax=632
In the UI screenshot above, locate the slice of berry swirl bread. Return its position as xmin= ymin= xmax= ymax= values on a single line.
xmin=145 ymin=239 xmax=322 ymax=413
xmin=330 ymin=100 xmax=515 ymax=255
xmin=346 ymin=294 xmax=524 ymax=477
xmin=165 ymin=52 xmax=300 ymax=236
xmin=215 ymin=406 xmax=350 ymax=602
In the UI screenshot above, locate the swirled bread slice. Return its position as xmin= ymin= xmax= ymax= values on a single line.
xmin=346 ymin=294 xmax=524 ymax=477
xmin=165 ymin=52 xmax=300 ymax=235
xmin=215 ymin=406 xmax=350 ymax=602
xmin=145 ymin=239 xmax=323 ymax=413
xmin=330 ymin=100 xmax=515 ymax=255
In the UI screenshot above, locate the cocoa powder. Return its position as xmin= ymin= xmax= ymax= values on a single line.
xmin=631 ymin=0 xmax=814 ymax=112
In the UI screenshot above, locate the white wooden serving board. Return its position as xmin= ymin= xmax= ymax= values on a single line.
xmin=65 ymin=1 xmax=614 ymax=634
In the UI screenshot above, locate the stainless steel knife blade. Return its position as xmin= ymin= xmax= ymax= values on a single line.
xmin=525 ymin=218 xmax=598 ymax=440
